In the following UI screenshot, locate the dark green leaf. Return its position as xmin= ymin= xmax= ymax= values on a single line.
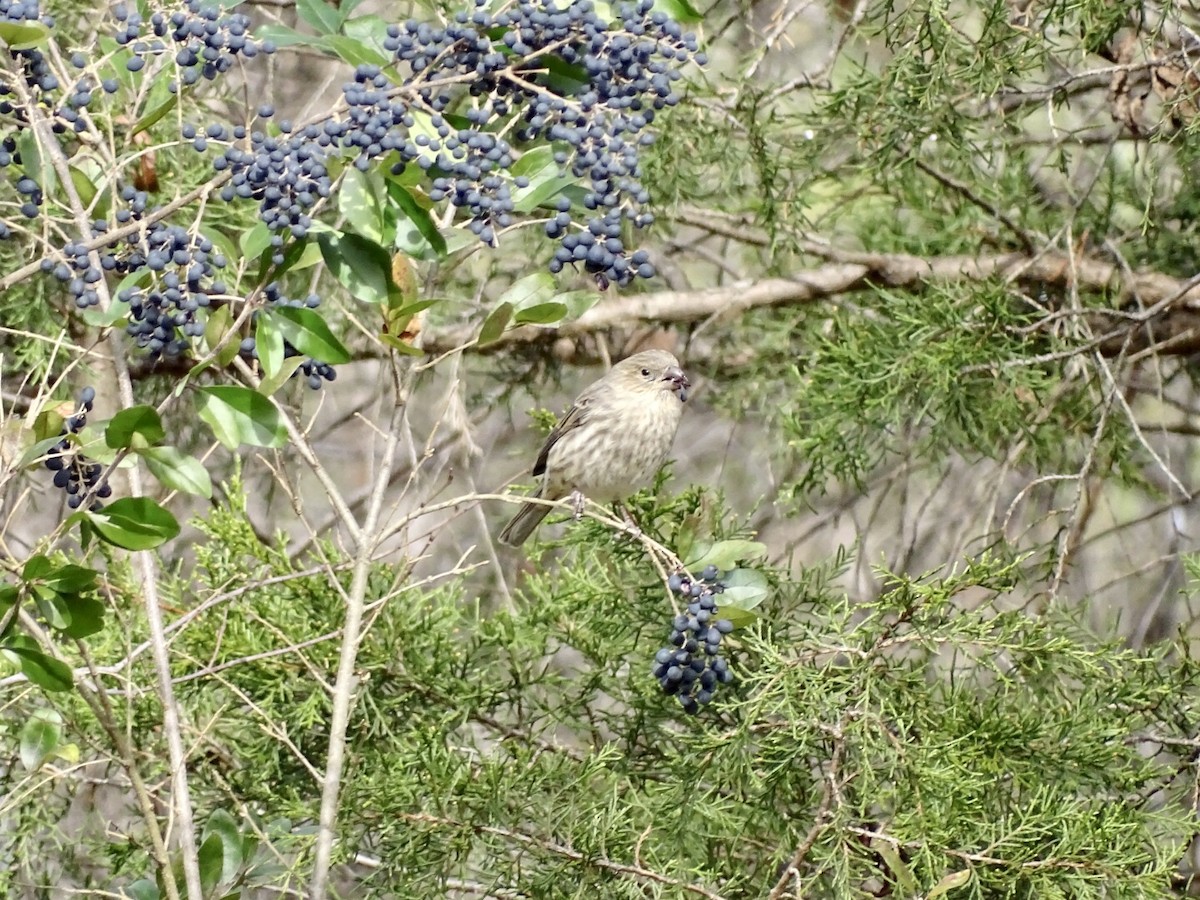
xmin=57 ymin=595 xmax=105 ymax=639
xmin=388 ymin=183 xmax=448 ymax=256
xmin=39 ymin=564 xmax=98 ymax=594
xmin=262 ymin=307 xmax=352 ymax=364
xmin=22 ymin=554 xmax=53 ymax=581
xmin=513 ymin=302 xmax=568 ymax=325
xmin=197 ymin=833 xmax=225 ymax=897
xmin=139 ymin=446 xmax=214 ymax=498
xmin=2 ymin=637 xmax=73 ymax=691
xmin=131 ymin=92 xmax=179 ymax=136
xmin=197 ymin=386 xmax=287 ymax=449
xmin=318 ymin=230 xmax=400 ymax=306
xmin=654 ymin=0 xmax=703 ymax=24
xmin=86 ymin=497 xmax=181 ymax=550
xmin=477 ymin=302 xmax=513 ymax=346
xmin=255 ymin=311 xmax=285 ymax=380
xmin=106 ymin=406 xmax=165 ymax=449
xmin=204 ymin=810 xmax=245 ymax=882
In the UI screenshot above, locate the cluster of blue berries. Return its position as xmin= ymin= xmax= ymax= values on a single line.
xmin=197 ymin=0 xmax=703 ymax=286
xmin=0 ymin=0 xmax=61 ymax=230
xmin=654 ymin=566 xmax=734 ymax=714
xmin=42 ymin=388 xmax=111 ymax=511
xmin=113 ymin=0 xmax=274 ymax=88
xmin=388 ymin=0 xmax=706 ymax=285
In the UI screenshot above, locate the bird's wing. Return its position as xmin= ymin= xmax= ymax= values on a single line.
xmin=532 ymin=394 xmax=592 ymax=477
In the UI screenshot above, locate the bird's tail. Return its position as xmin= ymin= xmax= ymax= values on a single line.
xmin=498 ymin=499 xmax=551 ymax=547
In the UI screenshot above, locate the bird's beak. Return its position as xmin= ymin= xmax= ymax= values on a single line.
xmin=661 ymin=365 xmax=690 ymax=401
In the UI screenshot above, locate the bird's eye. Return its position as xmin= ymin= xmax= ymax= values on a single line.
xmin=640 ymin=367 xmax=651 ymax=377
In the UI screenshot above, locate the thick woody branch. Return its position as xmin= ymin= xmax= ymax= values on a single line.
xmin=417 ymin=249 xmax=1200 ymax=357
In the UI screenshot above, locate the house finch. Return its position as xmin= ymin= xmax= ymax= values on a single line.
xmin=498 ymin=349 xmax=690 ymax=547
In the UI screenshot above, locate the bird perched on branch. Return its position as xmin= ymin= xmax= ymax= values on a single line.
xmin=498 ymin=349 xmax=691 ymax=547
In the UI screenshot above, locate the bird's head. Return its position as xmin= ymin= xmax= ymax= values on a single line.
xmin=610 ymin=349 xmax=690 ymax=402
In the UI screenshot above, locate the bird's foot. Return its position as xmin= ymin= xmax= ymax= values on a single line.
xmin=617 ymin=502 xmax=643 ymax=540
xmin=570 ymin=490 xmax=586 ymax=521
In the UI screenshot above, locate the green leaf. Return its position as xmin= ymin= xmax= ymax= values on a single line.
xmin=477 ymin=302 xmax=513 ymax=346
xmin=550 ymin=290 xmax=601 ymax=320
xmin=389 ymin=183 xmax=447 ymax=256
xmin=318 ymin=230 xmax=399 ymax=306
xmin=875 ymin=840 xmax=917 ymax=894
xmin=255 ymin=312 xmax=285 ymax=380
xmin=256 ymin=235 xmax=312 ymax=284
xmin=202 ymin=302 xmax=232 ymax=360
xmin=38 ymin=563 xmax=98 ymax=594
xmin=2 ymin=636 xmax=73 ymax=691
xmin=197 ymin=386 xmax=287 ymax=449
xmin=0 ymin=584 xmax=18 ymax=614
xmin=511 ymin=146 xmax=577 ymax=213
xmin=257 ymin=358 xmax=308 ymax=397
xmin=22 ymin=554 xmax=53 ymax=581
xmin=19 ymin=708 xmax=63 ymax=770
xmin=340 ymin=168 xmax=385 ymax=244
xmin=322 ymin=34 xmax=388 ymax=67
xmin=34 ymin=590 xmax=70 ymax=630
xmin=106 ymin=406 xmax=165 ymax=449
xmin=131 ymin=92 xmax=179 ymax=136
xmin=250 ymin=23 xmax=312 ymax=48
xmin=124 ymin=879 xmax=160 ymax=900
xmin=262 ymin=307 xmax=351 ymax=364
xmin=239 ymin=222 xmax=273 ymax=261
xmin=86 ymin=497 xmax=181 ymax=550
xmin=69 ymin=164 xmax=98 ymax=213
xmin=140 ymin=446 xmax=214 ymax=498
xmin=197 ymin=833 xmax=225 ymax=897
xmin=57 ymin=595 xmax=105 ymax=639
xmin=513 ymin=302 xmax=568 ymax=326
xmin=927 ymin=869 xmax=973 ymax=899
xmin=340 ymin=15 xmax=394 ymax=64
xmin=380 ymin=334 xmax=424 ymax=356
xmin=719 ymin=568 xmax=770 ymax=612
xmin=717 ymin=605 xmax=759 ymax=628
xmin=204 ymin=810 xmax=245 ymax=883
xmin=17 ymin=435 xmax=64 ymax=469
xmin=654 ymin=0 xmax=703 ymax=24
xmin=297 ymin=0 xmax=342 ymax=34
xmin=687 ymin=540 xmax=768 ymax=571
xmin=0 ymin=19 xmax=50 ymax=50
xmin=498 ymin=272 xmax=556 ymax=310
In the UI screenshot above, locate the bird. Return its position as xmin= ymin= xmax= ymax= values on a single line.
xmin=497 ymin=349 xmax=691 ymax=547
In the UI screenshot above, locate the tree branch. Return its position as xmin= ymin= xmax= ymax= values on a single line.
xmin=417 ymin=249 xmax=1200 ymax=356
